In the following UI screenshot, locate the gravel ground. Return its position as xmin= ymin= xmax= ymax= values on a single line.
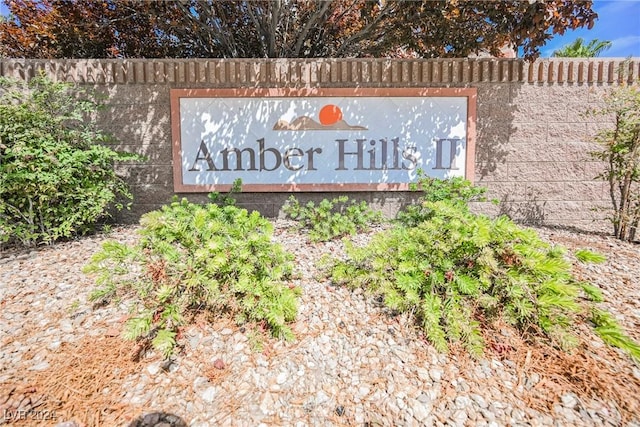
xmin=1 ymin=220 xmax=639 ymax=427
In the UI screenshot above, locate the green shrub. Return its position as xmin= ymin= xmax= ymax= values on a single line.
xmin=331 ymin=200 xmax=640 ymax=360
xmin=84 ymin=198 xmax=300 ymax=357
xmin=283 ymin=195 xmax=383 ymax=242
xmin=0 ymin=74 xmax=142 ymax=246
xmin=586 ymin=83 xmax=640 ymax=242
xmin=398 ymin=172 xmax=488 ymax=226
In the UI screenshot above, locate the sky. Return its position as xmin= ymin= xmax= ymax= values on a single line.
xmin=541 ymin=0 xmax=640 ymax=58
xmin=0 ymin=0 xmax=638 ymax=58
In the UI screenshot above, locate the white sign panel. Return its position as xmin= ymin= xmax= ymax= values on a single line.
xmin=171 ymin=88 xmax=476 ymax=192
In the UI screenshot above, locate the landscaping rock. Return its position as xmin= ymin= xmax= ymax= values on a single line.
xmin=0 ymin=222 xmax=639 ymax=425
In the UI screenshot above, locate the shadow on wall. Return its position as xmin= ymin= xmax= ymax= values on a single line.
xmin=93 ymin=84 xmax=174 ymax=223
xmin=98 ymin=78 xmax=482 ymax=222
xmin=91 ymin=61 xmax=602 ymax=229
xmin=95 ymin=76 xmax=553 ymax=226
xmin=499 ymin=192 xmax=547 ymax=226
xmin=312 ymin=81 xmax=515 ymax=219
xmin=0 ymin=59 xmax=622 ymax=230
xmin=471 ymin=82 xmax=519 ymax=222
xmin=492 ymin=79 xmax=613 ymax=235
xmin=171 ymin=85 xmax=472 ymax=219
xmin=474 ymin=84 xmax=511 ymax=183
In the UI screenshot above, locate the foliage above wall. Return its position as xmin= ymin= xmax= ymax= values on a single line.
xmin=0 ymin=0 xmax=597 ymax=60
xmin=552 ymin=37 xmax=612 ymax=58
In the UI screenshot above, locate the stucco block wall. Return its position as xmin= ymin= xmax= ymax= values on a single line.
xmin=1 ymin=58 xmax=638 ymax=232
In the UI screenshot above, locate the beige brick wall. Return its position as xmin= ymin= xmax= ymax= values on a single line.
xmin=2 ymin=58 xmax=639 ymax=232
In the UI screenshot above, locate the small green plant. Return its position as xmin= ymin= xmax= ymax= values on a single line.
xmin=100 ymin=224 xmax=113 ymax=236
xmin=331 ymin=199 xmax=640 ymax=360
xmin=579 ymin=282 xmax=604 ymax=303
xmin=586 ymin=83 xmax=640 ymax=242
xmin=247 ymin=328 xmax=266 ymax=353
xmin=0 ymin=74 xmax=143 ymax=246
xmin=283 ymin=195 xmax=383 ymax=242
xmin=68 ymin=299 xmax=81 ymax=314
xmin=591 ymin=309 xmax=640 ymax=361
xmin=574 ymin=249 xmax=607 ymax=264
xmin=84 ymin=198 xmax=300 ymax=357
xmin=208 ymin=178 xmax=243 ymax=206
xmin=398 ymin=172 xmax=488 ymax=226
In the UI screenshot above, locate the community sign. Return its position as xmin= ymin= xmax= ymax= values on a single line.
xmin=171 ymin=88 xmax=476 ymax=192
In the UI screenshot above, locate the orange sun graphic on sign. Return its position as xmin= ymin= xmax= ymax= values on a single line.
xmin=273 ymin=104 xmax=367 ymax=131
xmin=319 ymin=104 xmax=343 ymax=125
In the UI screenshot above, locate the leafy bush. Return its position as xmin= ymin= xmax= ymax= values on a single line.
xmin=84 ymin=198 xmax=300 ymax=357
xmin=398 ymin=172 xmax=488 ymax=226
xmin=283 ymin=195 xmax=382 ymax=242
xmin=0 ymin=74 xmax=142 ymax=246
xmin=331 ymin=200 xmax=640 ymax=360
xmin=586 ymin=83 xmax=640 ymax=242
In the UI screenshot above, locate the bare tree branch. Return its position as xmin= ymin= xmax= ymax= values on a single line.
xmin=333 ymin=0 xmax=397 ymax=57
xmin=292 ymin=0 xmax=333 ymax=57
xmin=268 ymin=0 xmax=281 ymax=57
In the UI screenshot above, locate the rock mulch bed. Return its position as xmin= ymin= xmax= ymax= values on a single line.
xmin=1 ymin=221 xmax=639 ymax=426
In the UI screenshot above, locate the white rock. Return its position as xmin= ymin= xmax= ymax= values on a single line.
xmin=315 ymin=390 xmax=330 ymax=405
xmin=130 ymin=394 xmax=145 ymax=405
xmin=59 ymin=319 xmax=74 ymax=333
xmin=429 ymin=368 xmax=443 ymax=382
xmin=201 ymin=386 xmax=217 ymax=403
xmin=408 ymin=398 xmax=431 ymax=422
xmin=260 ymin=392 xmax=277 ymax=415
xmin=276 ymin=372 xmax=288 ymax=385
xmin=561 ymin=393 xmax=578 ymax=409
xmin=357 ymin=385 xmax=371 ymax=398
xmin=416 ymin=368 xmax=430 ymax=382
xmin=29 ymin=361 xmax=50 ymax=371
xmin=188 ymin=333 xmax=201 ymax=349
xmin=452 ymin=409 xmax=468 ymax=426
xmin=397 ymin=396 xmax=407 ymax=410
xmin=147 ymin=363 xmax=161 ymax=375
xmin=455 ymin=395 xmax=472 ymax=410
xmin=471 ymin=394 xmax=488 ymax=409
xmin=192 ymin=376 xmax=209 ymax=393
